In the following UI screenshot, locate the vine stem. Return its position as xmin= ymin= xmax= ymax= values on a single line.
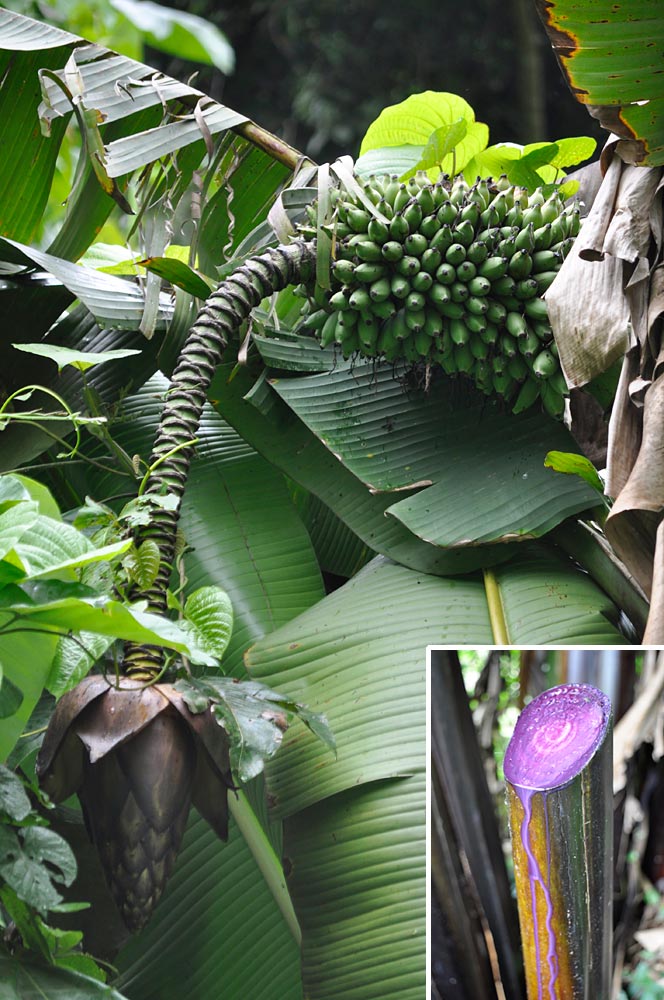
xmin=122 ymin=239 xmax=316 ymax=675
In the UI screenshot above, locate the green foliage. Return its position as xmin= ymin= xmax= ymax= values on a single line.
xmin=0 ymin=761 xmax=107 ymax=980
xmin=356 ymin=90 xmax=596 ymax=192
xmin=176 ymin=675 xmax=335 ymax=783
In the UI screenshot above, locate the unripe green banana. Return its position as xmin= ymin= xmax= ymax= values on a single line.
xmin=320 ymin=311 xmax=341 ymax=348
xmin=302 ymin=308 xmax=329 ymax=331
xmin=355 ymin=240 xmax=382 ymax=263
xmin=505 ymin=311 xmax=528 ymax=339
xmin=371 ymin=299 xmax=397 ymax=321
xmin=514 ymin=278 xmax=539 ymax=300
xmin=404 ymin=233 xmax=428 ymax=257
xmin=412 ymin=271 xmax=434 ymax=293
xmin=532 ymin=249 xmax=560 ymax=272
xmin=437 ymin=201 xmax=458 ymax=225
xmin=466 ymin=295 xmax=489 ymax=315
xmin=465 ymin=312 xmax=487 ymax=335
xmin=545 ymin=368 xmax=567 ymax=395
xmin=347 ymin=207 xmax=371 ymax=233
xmin=456 ymin=260 xmax=477 ymax=283
xmin=532 ymin=349 xmax=558 ymax=379
xmin=500 ymin=332 xmax=518 ymax=357
xmin=508 ymin=249 xmax=533 ymax=279
xmin=533 ymin=271 xmax=558 ymax=294
xmin=450 ymin=318 xmax=469 ymax=345
xmin=389 ymin=213 xmax=410 ymax=241
xmin=507 ymin=354 xmax=529 ymax=381
xmin=333 ymin=259 xmax=355 ymax=284
xmin=420 ymin=215 xmax=441 ymax=240
xmin=514 ymin=223 xmax=535 ymax=253
xmin=523 ymin=297 xmax=549 ymax=322
xmin=468 ymin=275 xmax=491 ymax=297
xmin=405 ymin=308 xmax=426 ymax=332
xmin=416 ymin=185 xmax=436 ymax=216
xmin=430 ymin=225 xmax=454 ymax=253
xmin=421 ymin=248 xmax=443 ymax=274
xmin=396 ymin=255 xmax=421 ymax=277
xmin=414 ymin=327 xmax=434 ymax=356
xmin=349 ymin=288 xmax=371 ymax=311
xmin=539 ymin=380 xmax=565 ymax=418
xmin=381 ymin=240 xmax=405 ymax=262
xmin=369 ymin=278 xmax=391 ymax=302
xmin=454 ymin=342 xmax=475 ymax=373
xmin=512 ymin=377 xmax=541 ymax=414
xmin=533 ymin=223 xmax=554 ymax=250
xmin=423 ymin=309 xmax=443 ymax=338
xmin=450 ymin=176 xmax=470 ymax=205
xmin=403 ymin=199 xmax=423 ymax=230
xmin=391 ymin=275 xmax=411 ymax=300
xmin=406 ymin=291 xmax=426 ymax=312
xmin=435 ymin=263 xmax=457 ymax=285
xmin=492 ymin=275 xmax=516 ymax=297
xmin=367 ymin=218 xmax=390 ymax=243
xmin=455 ymin=219 xmax=476 ymax=247
xmin=329 ymin=291 xmax=350 ymax=312
xmin=429 ymin=283 xmax=452 ymax=310
xmin=460 ymin=201 xmax=481 ymax=226
xmin=485 ymin=300 xmax=507 ymax=325
xmin=382 ymin=176 xmax=402 ymax=206
xmin=445 ymin=243 xmax=467 ymax=266
xmin=467 ymin=241 xmax=489 ymax=264
xmin=450 ymin=281 xmax=470 ymax=303
xmin=358 ymin=313 xmax=379 ymax=352
xmin=518 ymin=328 xmax=541 ymax=357
xmin=491 ymin=370 xmax=516 ymax=399
xmin=479 ymin=322 xmax=499 ymax=344
xmin=354 ymin=262 xmax=387 ymax=283
xmin=393 ymin=184 xmax=410 ymax=212
xmin=478 ymin=256 xmax=508 ymax=280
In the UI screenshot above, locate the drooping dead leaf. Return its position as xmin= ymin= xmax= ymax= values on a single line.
xmin=546 ymin=137 xmax=660 ymax=389
xmin=605 ymin=371 xmax=664 ymax=597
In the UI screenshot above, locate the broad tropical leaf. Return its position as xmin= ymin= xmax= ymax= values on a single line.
xmin=535 ymin=0 xmax=664 ymax=164
xmin=270 ymin=361 xmax=599 ymax=545
xmin=210 ymin=363 xmax=519 ymax=576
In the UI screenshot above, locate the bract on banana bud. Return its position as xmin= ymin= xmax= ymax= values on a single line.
xmin=36 ymin=675 xmax=233 ymax=932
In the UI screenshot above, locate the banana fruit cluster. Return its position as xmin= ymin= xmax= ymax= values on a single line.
xmin=296 ymin=172 xmax=579 ymax=417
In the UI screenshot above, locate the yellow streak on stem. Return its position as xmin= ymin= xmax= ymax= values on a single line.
xmin=483 ymin=568 xmax=510 ymax=644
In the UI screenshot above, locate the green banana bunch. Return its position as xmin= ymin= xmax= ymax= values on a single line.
xmin=295 ymin=171 xmax=579 ymax=418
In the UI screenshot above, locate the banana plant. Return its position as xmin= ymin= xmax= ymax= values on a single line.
xmin=0 ymin=7 xmax=649 ymax=999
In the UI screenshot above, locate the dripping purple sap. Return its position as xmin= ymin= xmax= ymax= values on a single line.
xmin=504 ymin=684 xmax=612 ymax=1000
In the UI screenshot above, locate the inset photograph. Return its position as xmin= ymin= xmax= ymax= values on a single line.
xmin=430 ymin=648 xmax=664 ymax=999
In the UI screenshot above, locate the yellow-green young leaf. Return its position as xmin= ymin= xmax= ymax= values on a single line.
xmin=544 ymin=451 xmax=605 ymax=494
xmin=526 ymin=136 xmax=597 ymax=170
xmin=11 ymin=343 xmax=141 ymax=373
xmin=136 ymin=256 xmax=214 ymax=299
xmin=123 ymin=539 xmax=160 ymax=590
xmin=183 ymin=585 xmax=233 ymax=660
xmin=359 ymin=91 xmax=488 ymax=177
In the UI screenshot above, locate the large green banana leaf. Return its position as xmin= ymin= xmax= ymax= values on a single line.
xmin=535 ymin=0 xmax=664 ymax=163
xmin=270 ymin=360 xmax=599 ymax=545
xmin=211 ymin=363 xmax=519 ymax=576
